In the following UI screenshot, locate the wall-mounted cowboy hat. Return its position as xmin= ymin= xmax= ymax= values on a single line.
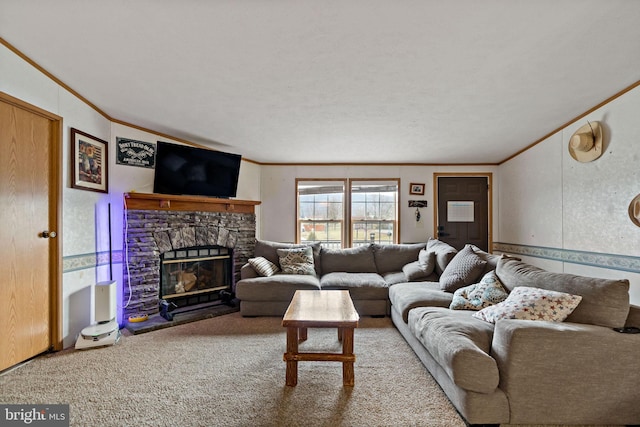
xmin=568 ymin=121 xmax=603 ymax=162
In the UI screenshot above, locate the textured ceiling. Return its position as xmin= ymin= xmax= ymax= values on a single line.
xmin=2 ymin=0 xmax=640 ymax=164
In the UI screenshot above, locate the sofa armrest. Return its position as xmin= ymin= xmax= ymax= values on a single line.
xmin=240 ymin=263 xmax=259 ymax=280
xmin=491 ymin=319 xmax=640 ymax=424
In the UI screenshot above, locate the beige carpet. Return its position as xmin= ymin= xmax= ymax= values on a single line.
xmin=0 ymin=313 xmax=466 ymax=427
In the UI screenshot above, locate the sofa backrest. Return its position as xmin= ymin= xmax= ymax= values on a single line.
xmin=373 ymin=242 xmax=426 ymax=274
xmin=321 ymin=245 xmax=377 ymax=274
xmin=496 ymin=258 xmax=630 ymax=328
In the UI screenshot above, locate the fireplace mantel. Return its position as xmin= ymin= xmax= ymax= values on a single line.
xmin=124 ymin=192 xmax=260 ymax=214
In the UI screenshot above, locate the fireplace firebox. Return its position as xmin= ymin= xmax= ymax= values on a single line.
xmin=159 ymin=245 xmax=233 ymax=319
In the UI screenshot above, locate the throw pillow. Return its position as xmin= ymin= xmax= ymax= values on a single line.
xmin=439 ymin=245 xmax=487 ymax=292
xmin=426 ymin=238 xmax=458 ymax=275
xmin=472 ymin=286 xmax=583 ymax=324
xmin=277 ymin=247 xmax=316 ymax=275
xmin=402 ymin=250 xmax=436 ymax=281
xmin=468 ymin=244 xmax=501 ymax=275
xmin=419 ymin=249 xmax=435 ymax=269
xmin=449 ymin=270 xmax=508 ymax=310
xmin=248 ymin=256 xmax=280 ymax=277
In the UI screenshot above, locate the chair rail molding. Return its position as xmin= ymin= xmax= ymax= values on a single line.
xmin=493 ymin=242 xmax=640 ymax=274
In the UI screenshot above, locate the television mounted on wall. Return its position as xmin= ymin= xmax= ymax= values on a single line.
xmin=153 ymin=141 xmax=241 ymax=198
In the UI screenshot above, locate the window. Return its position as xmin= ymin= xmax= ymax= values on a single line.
xmin=350 ymin=180 xmax=399 ymax=246
xmin=296 ymin=178 xmax=399 ymax=248
xmin=297 ymin=180 xmax=346 ymax=249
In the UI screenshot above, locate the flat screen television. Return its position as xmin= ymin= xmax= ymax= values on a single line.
xmin=153 ymin=141 xmax=241 ymax=198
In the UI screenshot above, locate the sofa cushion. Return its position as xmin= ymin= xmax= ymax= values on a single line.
xmin=321 ymin=244 xmax=377 ymax=273
xmin=389 ymin=282 xmax=453 ymax=322
xmin=255 ymin=240 xmax=322 ymax=275
xmin=373 ymin=242 xmax=426 ymax=274
xmin=235 ymin=274 xmax=321 ymax=301
xmin=426 ymin=238 xmax=458 ymax=275
xmin=320 ymin=272 xmax=388 ymax=299
xmin=439 ymin=245 xmax=487 ymax=292
xmin=450 ymin=270 xmax=508 ymax=310
xmin=496 ymin=258 xmax=630 ymax=328
xmin=382 ymin=271 xmax=412 ymax=285
xmin=248 ymin=256 xmax=280 ymax=277
xmin=277 ymin=247 xmax=316 ymax=275
xmin=473 ymin=286 xmax=582 ymax=324
xmin=402 ymin=250 xmax=436 ymax=281
xmin=409 ymin=307 xmax=499 ymax=394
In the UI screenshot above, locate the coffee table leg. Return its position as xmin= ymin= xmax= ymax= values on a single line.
xmin=299 ymin=327 xmax=308 ymax=342
xmin=342 ymin=327 xmax=355 ymax=386
xmin=285 ymin=326 xmax=299 ymax=386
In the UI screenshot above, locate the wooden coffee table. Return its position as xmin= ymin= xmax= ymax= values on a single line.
xmin=282 ymin=290 xmax=360 ymax=386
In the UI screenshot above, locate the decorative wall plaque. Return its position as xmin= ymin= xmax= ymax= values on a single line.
xmin=116 ymin=138 xmax=156 ymax=168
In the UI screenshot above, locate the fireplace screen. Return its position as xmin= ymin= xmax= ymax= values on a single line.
xmin=160 ymin=246 xmax=232 ymax=307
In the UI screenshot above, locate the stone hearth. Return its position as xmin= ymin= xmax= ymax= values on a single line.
xmin=122 ymin=193 xmax=259 ymax=319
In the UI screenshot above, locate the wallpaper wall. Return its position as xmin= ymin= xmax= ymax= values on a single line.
xmin=497 ymin=85 xmax=640 ymax=305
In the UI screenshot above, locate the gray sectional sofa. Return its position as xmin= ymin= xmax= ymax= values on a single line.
xmin=235 ymin=239 xmax=429 ymax=316
xmin=235 ymin=238 xmax=640 ymax=425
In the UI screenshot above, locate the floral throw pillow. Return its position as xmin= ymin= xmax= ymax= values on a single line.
xmin=276 ymin=247 xmax=316 ymax=275
xmin=449 ymin=270 xmax=508 ymax=310
xmin=248 ymin=256 xmax=280 ymax=277
xmin=473 ymin=286 xmax=582 ymax=324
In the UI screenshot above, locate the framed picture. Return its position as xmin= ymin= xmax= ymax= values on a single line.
xmin=409 ymin=183 xmax=425 ymax=195
xmin=71 ymin=128 xmax=108 ymax=193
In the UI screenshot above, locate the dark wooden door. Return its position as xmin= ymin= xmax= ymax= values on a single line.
xmin=436 ymin=176 xmax=489 ymax=251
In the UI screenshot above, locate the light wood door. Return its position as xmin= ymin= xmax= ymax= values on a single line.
xmin=0 ymin=92 xmax=62 ymax=371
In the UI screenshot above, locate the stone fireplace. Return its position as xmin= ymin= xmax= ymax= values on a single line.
xmin=122 ymin=193 xmax=260 ymax=319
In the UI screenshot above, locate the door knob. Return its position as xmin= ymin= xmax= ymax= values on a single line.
xmin=41 ymin=230 xmax=57 ymax=238
xmin=437 ymin=226 xmax=449 ymax=237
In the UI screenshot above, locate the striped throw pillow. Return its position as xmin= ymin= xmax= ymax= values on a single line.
xmin=249 ymin=256 xmax=280 ymax=277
